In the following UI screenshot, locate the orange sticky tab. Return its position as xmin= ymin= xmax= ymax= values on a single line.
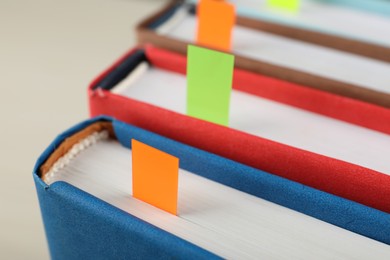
xmin=196 ymin=0 xmax=235 ymax=51
xmin=132 ymin=139 xmax=179 ymax=215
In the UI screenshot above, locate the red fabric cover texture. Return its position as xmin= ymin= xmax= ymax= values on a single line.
xmin=89 ymin=45 xmax=390 ymax=213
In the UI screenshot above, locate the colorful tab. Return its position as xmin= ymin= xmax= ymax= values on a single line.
xmin=267 ymin=0 xmax=300 ymax=12
xmin=196 ymin=0 xmax=235 ymax=51
xmin=132 ymin=139 xmax=179 ymax=215
xmin=186 ymin=45 xmax=234 ymax=126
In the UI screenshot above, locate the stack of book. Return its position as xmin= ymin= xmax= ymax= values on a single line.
xmin=33 ymin=0 xmax=390 ymax=259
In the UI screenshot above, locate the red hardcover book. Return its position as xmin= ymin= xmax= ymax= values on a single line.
xmin=89 ymin=45 xmax=390 ymax=213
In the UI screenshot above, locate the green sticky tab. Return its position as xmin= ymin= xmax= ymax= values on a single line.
xmin=267 ymin=0 xmax=300 ymax=12
xmin=186 ymin=45 xmax=234 ymax=126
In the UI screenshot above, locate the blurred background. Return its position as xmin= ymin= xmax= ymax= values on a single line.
xmin=0 ymin=0 xmax=168 ymax=258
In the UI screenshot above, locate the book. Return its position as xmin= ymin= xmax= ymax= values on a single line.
xmin=136 ymin=0 xmax=390 ymax=108
xmin=191 ymin=0 xmax=390 ymax=56
xmin=34 ymin=116 xmax=390 ymax=259
xmin=89 ymin=45 xmax=390 ymax=214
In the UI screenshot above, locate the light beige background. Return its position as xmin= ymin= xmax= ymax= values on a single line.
xmin=0 ymin=0 xmax=168 ymax=258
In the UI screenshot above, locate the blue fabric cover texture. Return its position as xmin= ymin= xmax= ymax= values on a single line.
xmin=33 ymin=116 xmax=390 ymax=260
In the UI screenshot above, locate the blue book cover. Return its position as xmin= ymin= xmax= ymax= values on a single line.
xmin=33 ymin=116 xmax=390 ymax=259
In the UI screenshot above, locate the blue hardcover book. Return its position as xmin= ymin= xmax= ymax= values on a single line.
xmin=33 ymin=116 xmax=390 ymax=259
